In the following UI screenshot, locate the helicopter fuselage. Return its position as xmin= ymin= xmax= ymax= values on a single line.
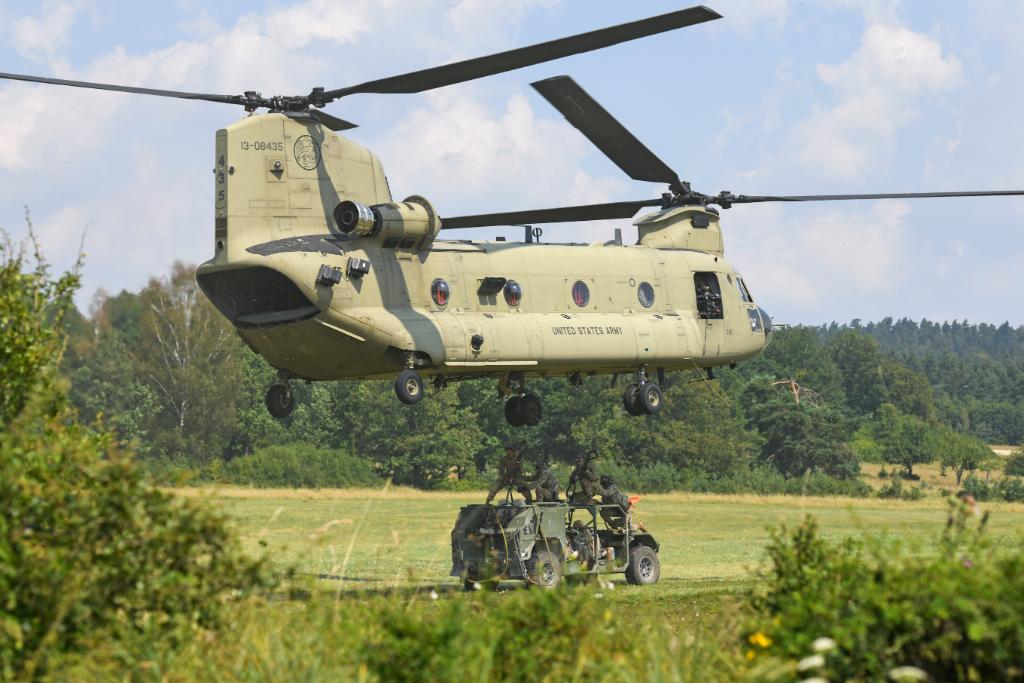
xmin=196 ymin=113 xmax=771 ymax=384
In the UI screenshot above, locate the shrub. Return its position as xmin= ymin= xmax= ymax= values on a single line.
xmin=994 ymin=476 xmax=1024 ymax=503
xmin=218 ymin=443 xmax=381 ymax=488
xmin=597 ymin=460 xmax=685 ymax=493
xmin=1004 ymin=450 xmax=1024 ymax=477
xmin=54 ymin=586 xmax=745 ymax=681
xmin=960 ymin=472 xmax=992 ymax=501
xmin=685 ymin=467 xmax=870 ymax=497
xmin=877 ymin=476 xmax=926 ymax=500
xmin=0 ymin=230 xmax=269 ymax=680
xmin=433 ymin=466 xmax=494 ymax=492
xmin=746 ymin=500 xmax=1024 ymax=681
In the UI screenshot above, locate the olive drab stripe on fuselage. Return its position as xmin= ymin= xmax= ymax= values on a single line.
xmin=196 ymin=113 xmax=768 ymax=381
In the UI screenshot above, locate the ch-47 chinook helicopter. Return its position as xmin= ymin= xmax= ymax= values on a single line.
xmin=4 ymin=5 xmax=1022 ymax=427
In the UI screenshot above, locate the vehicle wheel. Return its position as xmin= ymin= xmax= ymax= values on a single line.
xmin=265 ymin=384 xmax=295 ymax=418
xmin=519 ymin=393 xmax=543 ymax=426
xmin=504 ymin=396 xmax=525 ymax=426
xmin=625 ymin=545 xmax=660 ymax=586
xmin=527 ymin=549 xmax=561 ymax=589
xmin=623 ymin=383 xmax=644 ymax=416
xmin=395 ymin=369 xmax=424 ymax=404
xmin=638 ymin=382 xmax=663 ymax=415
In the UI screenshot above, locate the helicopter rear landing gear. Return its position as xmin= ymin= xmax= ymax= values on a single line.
xmin=395 ymin=369 xmax=425 ymax=404
xmin=505 ymin=393 xmax=543 ymax=427
xmin=501 ymin=373 xmax=542 ymax=427
xmin=265 ymin=376 xmax=295 ymax=419
xmin=622 ymin=367 xmax=663 ymax=416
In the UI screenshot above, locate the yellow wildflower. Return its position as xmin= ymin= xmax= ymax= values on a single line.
xmin=749 ymin=632 xmax=772 ymax=649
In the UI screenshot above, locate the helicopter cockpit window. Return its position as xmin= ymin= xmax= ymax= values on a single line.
xmin=637 ymin=282 xmax=655 ymax=308
xmin=737 ymin=278 xmax=754 ymax=303
xmin=572 ymin=280 xmax=590 ymax=307
xmin=694 ymin=272 xmax=723 ymax=320
xmin=431 ymin=279 xmax=450 ymax=307
xmin=747 ymin=308 xmax=763 ymax=333
xmin=504 ymin=280 xmax=522 ymax=307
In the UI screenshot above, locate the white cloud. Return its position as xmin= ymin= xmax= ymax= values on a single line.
xmin=791 ymin=23 xmax=962 ymax=180
xmin=709 ymin=0 xmax=788 ymax=34
xmin=11 ymin=0 xmax=83 ymax=61
xmin=376 ymin=90 xmax=590 ymax=207
xmin=727 ymin=201 xmax=911 ymax=318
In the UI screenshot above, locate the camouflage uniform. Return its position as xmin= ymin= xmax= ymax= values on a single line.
xmin=528 ymin=463 xmax=560 ymax=503
xmin=569 ymin=454 xmax=606 ymax=503
xmin=697 ymin=284 xmax=721 ymax=318
xmin=568 ymin=519 xmax=595 ymax=566
xmin=485 ymin=448 xmax=533 ymax=504
xmin=599 ymin=476 xmax=631 ymax=510
xmin=598 ymin=475 xmax=631 ymax=528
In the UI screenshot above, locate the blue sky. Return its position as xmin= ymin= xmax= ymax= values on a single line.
xmin=0 ymin=0 xmax=1021 ymax=326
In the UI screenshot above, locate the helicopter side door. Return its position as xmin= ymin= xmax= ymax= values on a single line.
xmin=693 ymin=271 xmax=725 ymax=358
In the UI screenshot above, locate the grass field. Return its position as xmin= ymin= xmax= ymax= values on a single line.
xmin=56 ymin=488 xmax=1021 ymax=680
xmin=182 ymin=486 xmax=1024 ymax=615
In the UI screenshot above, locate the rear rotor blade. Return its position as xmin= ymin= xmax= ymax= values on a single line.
xmin=715 ymin=189 xmax=1024 ymax=207
xmin=324 ymin=6 xmax=721 ymax=99
xmin=532 ymin=76 xmax=684 ymax=191
xmin=0 ymin=70 xmax=251 ymax=106
xmin=441 ymin=200 xmax=662 ymax=230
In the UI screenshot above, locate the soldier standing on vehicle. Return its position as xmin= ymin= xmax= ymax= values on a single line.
xmin=568 ymin=451 xmax=606 ymax=503
xmin=485 ymin=445 xmax=533 ymax=504
xmin=528 ymin=460 xmax=560 ymax=503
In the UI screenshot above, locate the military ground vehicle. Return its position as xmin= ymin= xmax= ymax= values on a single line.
xmin=3 ymin=5 xmax=1021 ymax=427
xmin=450 ymin=501 xmax=660 ymax=589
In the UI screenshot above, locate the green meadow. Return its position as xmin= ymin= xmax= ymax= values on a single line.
xmin=189 ymin=486 xmax=1024 ymax=605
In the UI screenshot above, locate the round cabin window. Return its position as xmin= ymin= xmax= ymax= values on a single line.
xmin=571 ymin=280 xmax=590 ymax=307
xmin=431 ymin=279 xmax=450 ymax=307
xmin=504 ymin=280 xmax=522 ymax=306
xmin=637 ymin=282 xmax=655 ymax=308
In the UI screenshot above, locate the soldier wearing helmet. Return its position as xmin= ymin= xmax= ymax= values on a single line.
xmin=485 ymin=445 xmax=533 ymax=504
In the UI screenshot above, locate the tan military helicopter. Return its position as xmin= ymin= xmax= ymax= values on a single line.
xmin=4 ymin=5 xmax=1022 ymax=427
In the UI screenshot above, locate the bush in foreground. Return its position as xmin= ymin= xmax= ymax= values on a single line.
xmin=0 ymin=230 xmax=269 ymax=680
xmin=54 ymin=587 xmax=751 ymax=682
xmin=0 ymin=414 xmax=270 ymax=680
xmin=746 ymin=498 xmax=1024 ymax=681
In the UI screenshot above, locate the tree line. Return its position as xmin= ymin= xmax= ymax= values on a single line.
xmin=61 ymin=262 xmax=1023 ymax=493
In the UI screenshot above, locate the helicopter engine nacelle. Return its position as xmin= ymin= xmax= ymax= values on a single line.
xmin=333 ymin=195 xmax=440 ymax=249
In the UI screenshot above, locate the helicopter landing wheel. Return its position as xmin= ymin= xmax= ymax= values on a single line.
xmin=395 ymin=369 xmax=425 ymax=405
xmin=519 ymin=393 xmax=543 ymax=426
xmin=638 ymin=381 xmax=663 ymax=414
xmin=623 ymin=383 xmax=644 ymax=416
xmin=504 ymin=396 xmax=525 ymax=427
xmin=265 ymin=383 xmax=295 ymax=419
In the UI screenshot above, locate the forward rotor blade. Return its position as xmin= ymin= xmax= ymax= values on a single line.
xmin=532 ymin=75 xmax=683 ymax=191
xmin=0 ymin=70 xmax=249 ymax=106
xmin=324 ymin=5 xmax=721 ymax=99
xmin=308 ymin=109 xmax=359 ymax=131
xmin=441 ymin=200 xmax=662 ymax=230
xmin=717 ymin=189 xmax=1024 ymax=206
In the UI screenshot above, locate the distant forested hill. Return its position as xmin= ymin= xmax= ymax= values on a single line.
xmin=818 ymin=319 xmax=1024 ymax=443
xmin=819 ymin=318 xmax=1024 ymax=358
